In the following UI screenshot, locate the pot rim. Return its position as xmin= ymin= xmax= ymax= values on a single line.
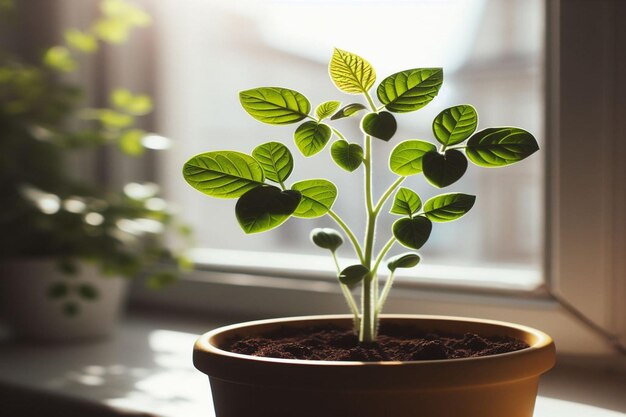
xmin=196 ymin=313 xmax=553 ymax=366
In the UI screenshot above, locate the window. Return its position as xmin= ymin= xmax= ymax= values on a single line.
xmin=155 ymin=0 xmax=545 ymax=288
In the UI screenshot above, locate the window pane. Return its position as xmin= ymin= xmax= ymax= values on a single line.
xmin=156 ymin=0 xmax=544 ymax=275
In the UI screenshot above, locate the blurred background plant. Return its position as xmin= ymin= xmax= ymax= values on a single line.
xmin=0 ymin=0 xmax=190 ymax=315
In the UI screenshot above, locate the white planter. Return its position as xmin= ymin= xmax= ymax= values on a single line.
xmin=0 ymin=260 xmax=128 ymax=341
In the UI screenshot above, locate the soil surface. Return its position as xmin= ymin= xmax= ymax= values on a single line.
xmin=227 ymin=324 xmax=529 ymax=361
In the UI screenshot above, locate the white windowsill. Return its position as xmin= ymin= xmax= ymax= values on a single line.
xmin=0 ymin=312 xmax=624 ymax=417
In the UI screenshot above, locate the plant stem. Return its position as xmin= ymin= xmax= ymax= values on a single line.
xmin=327 ymin=210 xmax=364 ymax=263
xmin=332 ymin=251 xmax=360 ymax=331
xmin=374 ymin=176 xmax=406 ymax=214
xmin=372 ymin=237 xmax=396 ymax=276
xmin=376 ymin=270 xmax=395 ymax=314
xmin=360 ymin=135 xmax=375 ymax=342
xmin=331 ymin=127 xmax=347 ymax=142
xmin=364 ymin=91 xmax=377 ymax=112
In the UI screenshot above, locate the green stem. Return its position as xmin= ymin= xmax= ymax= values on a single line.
xmin=360 ymin=135 xmax=375 ymax=343
xmin=364 ymin=91 xmax=377 ymax=112
xmin=327 ymin=210 xmax=364 ymax=263
xmin=331 ymin=127 xmax=347 ymax=142
xmin=374 ymin=176 xmax=406 ymax=214
xmin=332 ymin=252 xmax=360 ymax=331
xmin=372 ymin=237 xmax=396 ymax=276
xmin=376 ymin=270 xmax=396 ymax=314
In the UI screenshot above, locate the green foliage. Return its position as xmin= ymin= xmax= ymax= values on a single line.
xmin=387 ymin=252 xmax=420 ymax=272
xmin=339 ymin=264 xmax=369 ymax=285
xmin=423 ymin=193 xmax=476 ymax=222
xmin=294 ymin=121 xmax=332 ymax=156
xmin=361 ymin=111 xmax=396 ymax=142
xmin=389 ymin=140 xmax=436 ymax=176
xmin=183 ymin=151 xmax=265 ymax=198
xmin=310 ymin=228 xmax=343 ymax=252
xmin=235 ymin=185 xmax=301 ymax=234
xmin=393 ymin=216 xmax=433 ymax=250
xmin=315 ymin=100 xmax=341 ymax=120
xmin=330 ymin=103 xmax=366 ymax=120
xmin=239 ymin=87 xmax=310 ymax=125
xmin=433 ymin=105 xmax=478 ymax=146
xmin=377 ymin=68 xmax=443 ymax=113
xmin=252 ymin=142 xmax=293 ymax=184
xmin=329 ymin=48 xmax=376 ymax=94
xmin=390 ymin=187 xmax=421 ymax=216
xmin=331 ymin=140 xmax=363 ymax=172
xmin=291 ymin=179 xmax=337 ymax=218
xmin=182 ymin=47 xmax=538 ymax=343
xmin=466 ymin=127 xmax=539 ymax=167
xmin=422 ymin=149 xmax=468 ymax=188
xmin=0 ymin=0 xmax=187 ymax=317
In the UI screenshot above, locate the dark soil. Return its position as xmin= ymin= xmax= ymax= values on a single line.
xmin=226 ymin=324 xmax=529 ymax=361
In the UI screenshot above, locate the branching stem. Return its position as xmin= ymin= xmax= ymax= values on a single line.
xmin=327 ymin=210 xmax=364 ymax=263
xmin=374 ymin=176 xmax=406 ymax=214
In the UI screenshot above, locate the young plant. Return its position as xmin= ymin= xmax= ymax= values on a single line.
xmin=183 ymin=49 xmax=539 ymax=343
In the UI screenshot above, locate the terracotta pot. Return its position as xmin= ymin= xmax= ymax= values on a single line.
xmin=194 ymin=314 xmax=555 ymax=417
xmin=0 ymin=260 xmax=127 ymax=341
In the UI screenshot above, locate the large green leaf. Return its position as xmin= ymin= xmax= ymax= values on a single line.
xmin=390 ymin=187 xmax=422 ymax=216
xmin=422 ymin=150 xmax=468 ymax=188
xmin=183 ymin=151 xmax=264 ymax=198
xmin=239 ymin=87 xmax=310 ymax=125
xmin=235 ymin=185 xmax=301 ymax=234
xmin=339 ymin=264 xmax=369 ymax=286
xmin=310 ymin=228 xmax=343 ymax=252
xmin=329 ymin=48 xmax=376 ymax=94
xmin=389 ymin=140 xmax=437 ymax=176
xmin=294 ymin=121 xmax=332 ymax=156
xmin=331 ymin=140 xmax=363 ymax=172
xmin=466 ymin=127 xmax=539 ymax=167
xmin=392 ymin=216 xmax=432 ymax=250
xmin=252 ymin=142 xmax=293 ymax=184
xmin=387 ymin=252 xmax=421 ymax=272
xmin=377 ymin=68 xmax=443 ymax=113
xmin=361 ymin=111 xmax=397 ymax=142
xmin=330 ymin=103 xmax=367 ymax=120
xmin=291 ymin=179 xmax=337 ymax=218
xmin=433 ymin=104 xmax=478 ymax=146
xmin=315 ymin=100 xmax=341 ymax=120
xmin=423 ymin=193 xmax=476 ymax=223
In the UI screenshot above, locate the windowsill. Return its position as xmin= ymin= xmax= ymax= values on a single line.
xmin=0 ymin=311 xmax=624 ymax=417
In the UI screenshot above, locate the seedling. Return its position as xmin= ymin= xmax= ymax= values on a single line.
xmin=183 ymin=49 xmax=538 ymax=343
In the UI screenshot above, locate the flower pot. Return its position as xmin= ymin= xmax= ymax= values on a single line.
xmin=0 ymin=260 xmax=128 ymax=341
xmin=193 ymin=314 xmax=555 ymax=417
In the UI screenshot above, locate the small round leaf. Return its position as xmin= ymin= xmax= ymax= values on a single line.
xmin=294 ymin=121 xmax=332 ymax=156
xmin=252 ymin=142 xmax=294 ymax=184
xmin=239 ymin=87 xmax=310 ymax=125
xmin=389 ymin=140 xmax=437 ymax=176
xmin=466 ymin=127 xmax=539 ymax=167
xmin=78 ymin=283 xmax=99 ymax=301
xmin=329 ymin=48 xmax=376 ymax=94
xmin=339 ymin=264 xmax=369 ymax=286
xmin=235 ymin=185 xmax=301 ymax=234
xmin=310 ymin=228 xmax=343 ymax=252
xmin=390 ymin=187 xmax=422 ymax=216
xmin=315 ymin=100 xmax=341 ymax=120
xmin=422 ymin=149 xmax=468 ymax=188
xmin=330 ymin=103 xmax=367 ymax=120
xmin=331 ymin=140 xmax=363 ymax=172
xmin=392 ymin=216 xmax=433 ymax=250
xmin=361 ymin=111 xmax=397 ymax=142
xmin=423 ymin=193 xmax=476 ymax=223
xmin=432 ymin=104 xmax=478 ymax=146
xmin=387 ymin=252 xmax=421 ymax=272
xmin=377 ymin=68 xmax=443 ymax=113
xmin=291 ymin=179 xmax=337 ymax=218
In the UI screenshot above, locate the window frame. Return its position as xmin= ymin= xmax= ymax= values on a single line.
xmin=129 ymin=0 xmax=626 ymax=356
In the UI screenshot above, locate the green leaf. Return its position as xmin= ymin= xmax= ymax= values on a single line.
xmin=294 ymin=121 xmax=332 ymax=156
xmin=387 ymin=252 xmax=421 ymax=272
xmin=377 ymin=68 xmax=443 ymax=113
xmin=92 ymin=17 xmax=130 ymax=44
xmin=77 ymin=284 xmax=99 ymax=301
xmin=339 ymin=264 xmax=369 ymax=286
xmin=235 ymin=185 xmax=301 ymax=234
xmin=389 ymin=140 xmax=437 ymax=176
xmin=329 ymin=48 xmax=376 ymax=94
xmin=43 ymin=46 xmax=77 ymax=72
xmin=252 ymin=142 xmax=294 ymax=184
xmin=422 ymin=150 xmax=468 ymax=188
xmin=390 ymin=187 xmax=422 ymax=216
xmin=47 ymin=282 xmax=69 ymax=299
xmin=146 ymin=272 xmax=177 ymax=290
xmin=433 ymin=104 xmax=478 ymax=146
xmin=393 ymin=216 xmax=433 ymax=250
xmin=239 ymin=87 xmax=310 ymax=125
xmin=111 ymin=88 xmax=152 ymax=115
xmin=98 ymin=109 xmax=134 ymax=128
xmin=466 ymin=127 xmax=539 ymax=167
xmin=315 ymin=100 xmax=341 ymax=120
xmin=291 ymin=179 xmax=337 ymax=218
xmin=183 ymin=151 xmax=265 ymax=199
xmin=65 ymin=29 xmax=98 ymax=53
xmin=361 ymin=111 xmax=397 ymax=142
xmin=330 ymin=103 xmax=367 ymax=120
xmin=331 ymin=140 xmax=363 ymax=172
xmin=423 ymin=193 xmax=476 ymax=223
xmin=118 ymin=129 xmax=145 ymax=156
xmin=310 ymin=228 xmax=343 ymax=252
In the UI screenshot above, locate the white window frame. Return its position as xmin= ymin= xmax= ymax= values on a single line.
xmin=130 ymin=0 xmax=626 ymax=357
